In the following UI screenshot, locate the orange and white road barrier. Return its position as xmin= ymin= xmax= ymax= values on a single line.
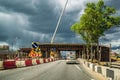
xmin=39 ymin=58 xmax=43 ymax=63
xmin=0 ymin=61 xmax=3 ymax=70
xmin=32 ymin=59 xmax=37 ymax=65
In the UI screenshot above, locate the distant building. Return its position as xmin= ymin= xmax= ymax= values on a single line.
xmin=111 ymin=51 xmax=117 ymax=56
xmin=0 ymin=45 xmax=9 ymax=50
xmin=0 ymin=45 xmax=10 ymax=60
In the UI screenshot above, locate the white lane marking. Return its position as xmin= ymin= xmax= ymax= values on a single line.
xmin=19 ymin=78 xmax=24 ymax=80
xmin=75 ymin=65 xmax=95 ymax=80
xmin=75 ymin=65 xmax=82 ymax=72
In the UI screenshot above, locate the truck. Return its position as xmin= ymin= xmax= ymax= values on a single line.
xmin=66 ymin=51 xmax=77 ymax=64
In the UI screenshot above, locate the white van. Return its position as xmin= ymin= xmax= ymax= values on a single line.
xmin=66 ymin=51 xmax=77 ymax=64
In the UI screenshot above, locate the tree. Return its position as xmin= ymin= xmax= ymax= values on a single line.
xmin=71 ymin=0 xmax=120 ymax=62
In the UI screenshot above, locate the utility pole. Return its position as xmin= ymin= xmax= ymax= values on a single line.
xmin=109 ymin=43 xmax=111 ymax=67
xmin=11 ymin=40 xmax=14 ymax=59
xmin=51 ymin=0 xmax=69 ymax=44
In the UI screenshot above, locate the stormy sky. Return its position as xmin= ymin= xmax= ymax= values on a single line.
xmin=0 ymin=0 xmax=120 ymax=52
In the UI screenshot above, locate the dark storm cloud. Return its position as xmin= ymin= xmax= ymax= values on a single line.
xmin=105 ymin=0 xmax=120 ymax=10
xmin=0 ymin=0 xmax=120 ymax=51
xmin=27 ymin=0 xmax=82 ymax=41
xmin=0 ymin=0 xmax=37 ymax=15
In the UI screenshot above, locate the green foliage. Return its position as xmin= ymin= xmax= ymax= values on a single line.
xmin=71 ymin=0 xmax=120 ymax=44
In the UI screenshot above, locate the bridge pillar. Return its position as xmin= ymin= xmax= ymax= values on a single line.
xmin=57 ymin=50 xmax=61 ymax=59
xmin=79 ymin=49 xmax=82 ymax=58
xmin=76 ymin=50 xmax=80 ymax=58
xmin=42 ymin=51 xmax=45 ymax=58
xmin=76 ymin=50 xmax=79 ymax=58
xmin=45 ymin=51 xmax=50 ymax=58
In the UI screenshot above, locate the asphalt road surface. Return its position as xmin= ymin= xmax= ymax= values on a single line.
xmin=0 ymin=60 xmax=96 ymax=80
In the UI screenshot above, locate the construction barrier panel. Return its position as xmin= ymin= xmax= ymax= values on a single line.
xmin=32 ymin=59 xmax=37 ymax=65
xmin=43 ymin=58 xmax=46 ymax=63
xmin=53 ymin=58 xmax=55 ymax=61
xmin=51 ymin=58 xmax=53 ymax=61
xmin=20 ymin=61 xmax=26 ymax=67
xmin=3 ymin=60 xmax=17 ymax=69
xmin=25 ymin=59 xmax=32 ymax=66
xmin=1 ymin=58 xmax=59 ymax=70
xmin=48 ymin=58 xmax=50 ymax=62
xmin=46 ymin=59 xmax=48 ymax=63
xmin=39 ymin=59 xmax=43 ymax=63
xmin=0 ymin=61 xmax=3 ymax=69
xmin=16 ymin=61 xmax=21 ymax=68
xmin=36 ymin=59 xmax=40 ymax=64
xmin=49 ymin=58 xmax=52 ymax=62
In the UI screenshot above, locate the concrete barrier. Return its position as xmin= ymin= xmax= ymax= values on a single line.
xmin=106 ymin=69 xmax=114 ymax=80
xmin=101 ymin=66 xmax=107 ymax=77
xmin=113 ymin=68 xmax=120 ymax=80
xmin=89 ymin=63 xmax=93 ymax=70
xmin=95 ymin=65 xmax=98 ymax=72
xmin=78 ymin=58 xmax=120 ymax=80
xmin=0 ymin=61 xmax=3 ymax=69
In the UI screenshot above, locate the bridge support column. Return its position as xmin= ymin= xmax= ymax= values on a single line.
xmin=57 ymin=51 xmax=61 ymax=59
xmin=78 ymin=50 xmax=82 ymax=58
xmin=41 ymin=51 xmax=49 ymax=58
xmin=76 ymin=50 xmax=79 ymax=59
xmin=41 ymin=51 xmax=45 ymax=58
xmin=45 ymin=51 xmax=50 ymax=58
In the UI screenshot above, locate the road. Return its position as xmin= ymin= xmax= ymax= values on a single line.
xmin=0 ymin=60 xmax=96 ymax=80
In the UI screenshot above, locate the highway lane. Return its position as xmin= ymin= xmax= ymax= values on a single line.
xmin=0 ymin=60 xmax=96 ymax=80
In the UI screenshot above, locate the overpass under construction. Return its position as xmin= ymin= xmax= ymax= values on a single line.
xmin=20 ymin=43 xmax=110 ymax=61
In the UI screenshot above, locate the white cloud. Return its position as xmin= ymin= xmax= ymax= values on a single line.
xmin=101 ymin=29 xmax=120 ymax=48
xmin=110 ymin=39 xmax=120 ymax=47
xmin=0 ymin=42 xmax=8 ymax=46
xmin=51 ymin=0 xmax=84 ymax=12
